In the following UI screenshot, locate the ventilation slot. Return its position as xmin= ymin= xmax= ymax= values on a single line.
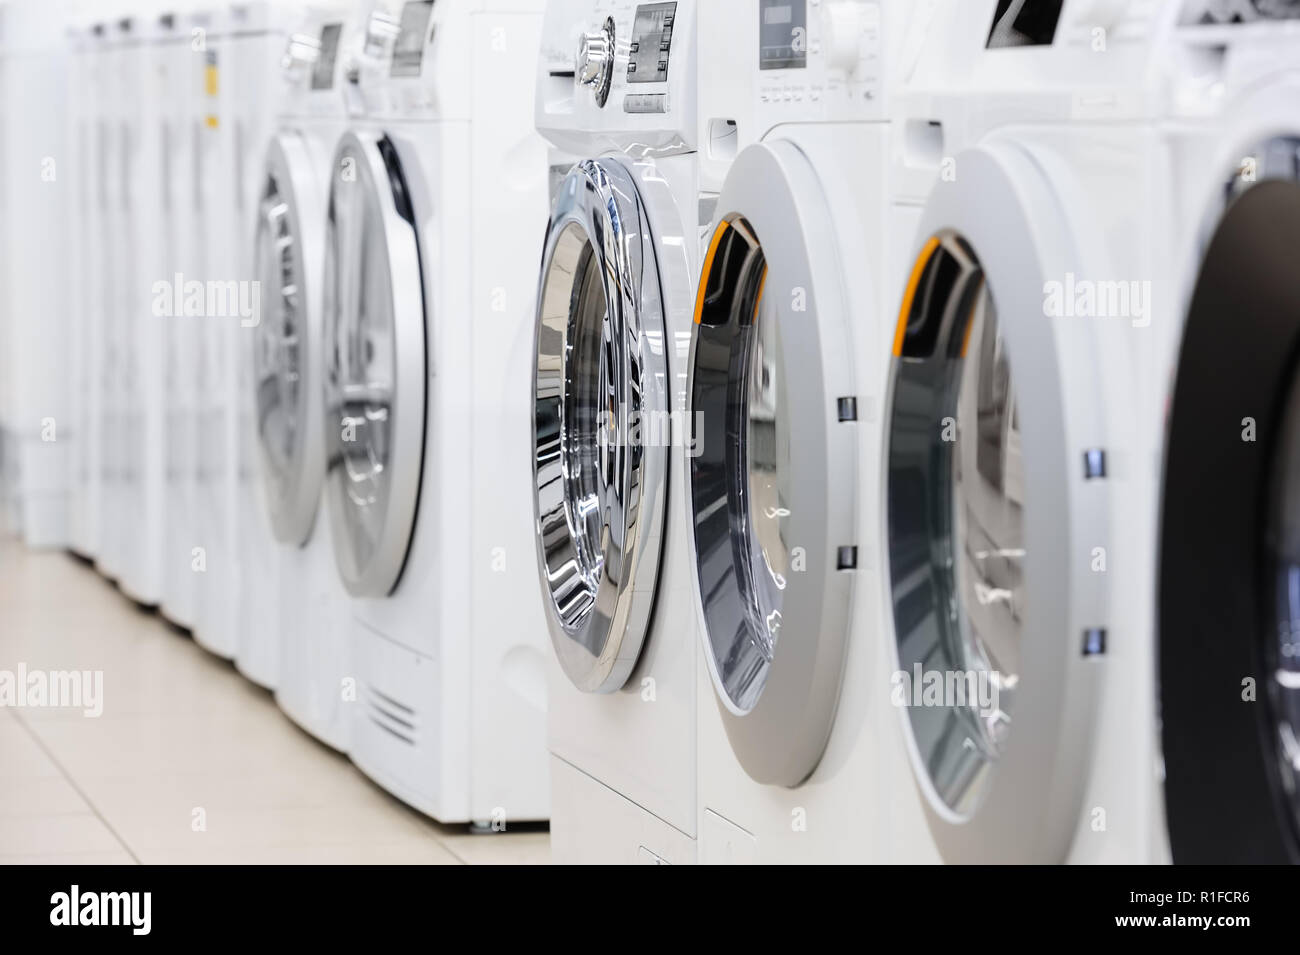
xmin=364 ymin=682 xmax=418 ymax=745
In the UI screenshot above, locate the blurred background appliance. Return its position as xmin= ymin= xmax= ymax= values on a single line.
xmin=323 ymin=0 xmax=550 ymax=824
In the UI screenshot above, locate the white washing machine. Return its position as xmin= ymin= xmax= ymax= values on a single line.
xmin=255 ymin=4 xmax=356 ymax=751
xmin=1155 ymin=2 xmax=1300 ymax=864
xmin=324 ymin=0 xmax=550 ymax=824
xmin=94 ymin=16 xmax=135 ymax=580
xmin=533 ymin=0 xmax=702 ymax=863
xmin=66 ymin=16 xmax=104 ymax=561
xmin=873 ymin=0 xmax=1180 ymax=863
xmin=190 ymin=5 xmax=243 ymax=658
xmin=160 ymin=7 xmax=206 ymax=630
xmin=686 ymin=0 xmax=941 ymax=864
xmin=0 ymin=0 xmax=72 ymax=550
xmin=116 ymin=7 xmax=176 ymax=608
xmin=229 ymin=1 xmax=314 ymax=689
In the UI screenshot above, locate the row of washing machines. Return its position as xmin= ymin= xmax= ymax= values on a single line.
xmin=32 ymin=0 xmax=1300 ymax=863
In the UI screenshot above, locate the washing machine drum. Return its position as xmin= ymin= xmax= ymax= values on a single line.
xmin=532 ymin=158 xmax=670 ymax=695
xmin=321 ymin=130 xmax=427 ymax=599
xmin=253 ymin=133 xmax=328 ymax=547
xmin=1160 ymin=141 xmax=1300 ymax=864
xmin=688 ymin=142 xmax=857 ymax=788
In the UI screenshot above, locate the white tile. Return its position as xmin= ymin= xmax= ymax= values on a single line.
xmin=0 ymin=775 xmax=90 ymax=816
xmin=0 ymin=813 xmax=126 ymax=855
xmin=0 ymin=850 xmax=137 ymax=865
xmin=0 ymin=721 xmax=63 ymax=779
xmin=0 ymin=540 xmax=551 ymax=865
xmin=440 ymin=830 xmax=552 ymax=866
xmin=137 ymin=842 xmax=462 ymax=865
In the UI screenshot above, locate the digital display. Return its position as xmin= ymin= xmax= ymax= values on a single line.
xmin=390 ymin=0 xmax=435 ymax=78
xmin=1180 ymin=0 xmax=1300 ymax=24
xmin=986 ymin=0 xmax=1063 ymax=48
xmin=627 ymin=2 xmax=677 ymax=84
xmin=310 ymin=23 xmax=342 ymax=90
xmin=759 ymin=0 xmax=806 ymax=70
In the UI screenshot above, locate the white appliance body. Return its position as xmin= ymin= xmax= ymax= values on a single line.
xmin=325 ymin=0 xmax=550 ymax=824
xmin=1153 ymin=6 xmax=1300 ymax=864
xmin=190 ymin=9 xmax=242 ymax=658
xmin=258 ymin=5 xmax=358 ymax=752
xmin=0 ymin=2 xmax=71 ymax=549
xmin=534 ymin=0 xmax=702 ymax=863
xmin=160 ymin=12 xmax=204 ymax=630
xmin=116 ymin=12 xmax=175 ymax=608
xmin=685 ymin=0 xmax=941 ymax=864
xmin=870 ymin=0 xmax=1176 ymax=864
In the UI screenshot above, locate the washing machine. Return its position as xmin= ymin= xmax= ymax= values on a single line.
xmin=0 ymin=0 xmax=72 ymax=550
xmin=868 ymin=0 xmax=1183 ymax=863
xmin=533 ymin=0 xmax=702 ymax=863
xmin=160 ymin=7 xmax=207 ymax=630
xmin=685 ymin=0 xmax=944 ymax=864
xmin=1156 ymin=1 xmax=1300 ymax=864
xmin=227 ymin=1 xmax=317 ymax=689
xmin=93 ymin=16 xmax=135 ymax=580
xmin=323 ymin=0 xmax=550 ymax=824
xmin=116 ymin=7 xmax=178 ymax=608
xmin=66 ymin=17 xmax=105 ymax=561
xmin=255 ymin=4 xmax=356 ymax=750
xmin=189 ymin=5 xmax=246 ymax=658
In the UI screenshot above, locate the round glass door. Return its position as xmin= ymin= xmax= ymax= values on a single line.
xmin=533 ymin=159 xmax=669 ymax=694
xmin=323 ymin=131 xmax=427 ymax=598
xmin=1160 ymin=137 xmax=1300 ymax=863
xmin=253 ymin=134 xmax=326 ymax=546
xmin=884 ymin=144 xmax=1103 ymax=863
xmin=688 ymin=142 xmax=857 ymax=788
xmin=886 ymin=232 xmax=1023 ymax=819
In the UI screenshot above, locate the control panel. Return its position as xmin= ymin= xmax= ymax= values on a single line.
xmin=573 ymin=1 xmax=682 ymax=115
xmin=311 ymin=23 xmax=342 ymax=90
xmin=754 ymin=0 xmax=885 ymax=120
xmin=537 ymin=0 xmax=697 ymax=156
xmin=390 ymin=0 xmax=434 ymax=78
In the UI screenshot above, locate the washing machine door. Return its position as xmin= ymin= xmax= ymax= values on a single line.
xmin=533 ymin=158 xmax=670 ymax=694
xmin=1160 ymin=139 xmax=1300 ymax=864
xmin=688 ymin=141 xmax=857 ymax=787
xmin=253 ymin=132 xmax=329 ymax=547
xmin=884 ymin=144 xmax=1106 ymax=863
xmin=322 ymin=129 xmax=427 ymax=598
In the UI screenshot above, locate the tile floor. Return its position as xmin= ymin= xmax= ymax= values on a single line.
xmin=0 ymin=537 xmax=550 ymax=864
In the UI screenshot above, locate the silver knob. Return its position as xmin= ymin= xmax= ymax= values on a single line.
xmin=576 ymin=17 xmax=615 ymax=107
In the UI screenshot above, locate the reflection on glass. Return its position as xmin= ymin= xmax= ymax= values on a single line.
xmin=253 ymin=179 xmax=303 ymax=507
xmin=325 ymin=181 xmax=395 ymax=577
xmin=565 ymin=244 xmax=614 ymax=595
xmin=950 ymin=286 xmax=1023 ymax=763
xmin=739 ymin=283 xmax=790 ymax=665
xmin=887 ymin=236 xmax=1025 ymax=820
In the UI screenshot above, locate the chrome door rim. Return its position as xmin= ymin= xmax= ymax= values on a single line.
xmin=533 ymin=158 xmax=670 ymax=694
xmin=253 ymin=131 xmax=327 ymax=547
xmin=323 ymin=129 xmax=427 ymax=598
